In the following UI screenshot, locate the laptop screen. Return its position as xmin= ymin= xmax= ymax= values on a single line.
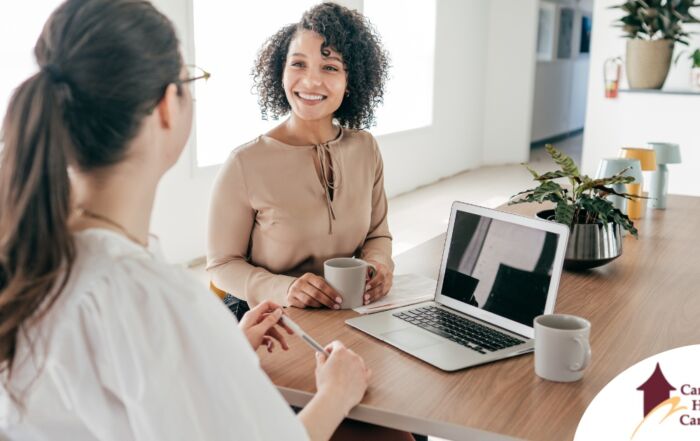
xmin=440 ymin=209 xmax=560 ymax=327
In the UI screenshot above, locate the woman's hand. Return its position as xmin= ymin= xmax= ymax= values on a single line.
xmin=287 ymin=273 xmax=342 ymax=309
xmin=363 ymin=260 xmax=392 ymax=305
xmin=238 ymin=300 xmax=293 ymax=352
xmin=314 ymin=341 xmax=371 ymax=415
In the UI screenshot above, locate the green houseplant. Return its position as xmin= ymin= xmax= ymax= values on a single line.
xmin=691 ymin=48 xmax=700 ymax=90
xmin=510 ymin=145 xmax=641 ymax=270
xmin=691 ymin=48 xmax=700 ymax=67
xmin=612 ymin=0 xmax=700 ymax=89
xmin=676 ymin=48 xmax=700 ymax=89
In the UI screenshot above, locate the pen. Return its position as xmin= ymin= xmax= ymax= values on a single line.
xmin=280 ymin=314 xmax=327 ymax=354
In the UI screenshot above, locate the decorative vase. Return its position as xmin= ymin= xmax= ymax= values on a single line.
xmin=537 ymin=210 xmax=623 ymax=270
xmin=692 ymin=67 xmax=700 ymax=92
xmin=625 ymin=39 xmax=674 ymax=89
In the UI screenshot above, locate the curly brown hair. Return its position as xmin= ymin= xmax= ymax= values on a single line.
xmin=252 ymin=2 xmax=390 ymax=129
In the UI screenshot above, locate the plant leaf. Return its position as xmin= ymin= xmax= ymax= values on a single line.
xmin=554 ymin=201 xmax=575 ymax=226
xmin=510 ymin=186 xmax=543 ymax=200
xmin=593 ymin=185 xmax=638 ymax=200
xmin=610 ymin=208 xmax=639 ymax=238
xmin=509 ymin=181 xmax=566 ymax=205
xmin=532 ymin=181 xmax=566 ymax=203
xmin=579 ymin=196 xmax=615 ymax=224
xmin=545 ymin=144 xmax=580 ymax=177
xmin=535 ymin=170 xmax=569 ymax=181
xmin=524 ymin=164 xmax=540 ymax=179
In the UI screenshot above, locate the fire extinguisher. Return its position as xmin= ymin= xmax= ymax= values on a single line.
xmin=604 ymin=57 xmax=622 ymax=98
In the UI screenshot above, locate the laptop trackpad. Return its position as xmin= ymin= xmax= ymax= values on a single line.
xmin=381 ymin=328 xmax=443 ymax=350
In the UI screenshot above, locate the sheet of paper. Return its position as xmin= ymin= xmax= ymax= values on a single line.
xmin=353 ymin=273 xmax=437 ymax=314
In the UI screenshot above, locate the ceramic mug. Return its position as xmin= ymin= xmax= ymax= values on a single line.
xmin=324 ymin=258 xmax=375 ymax=309
xmin=534 ymin=314 xmax=591 ymax=382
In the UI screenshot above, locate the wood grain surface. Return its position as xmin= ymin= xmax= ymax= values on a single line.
xmin=259 ymin=195 xmax=700 ymax=440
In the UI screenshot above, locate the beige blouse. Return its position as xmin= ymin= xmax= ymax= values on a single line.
xmin=206 ymin=128 xmax=393 ymax=306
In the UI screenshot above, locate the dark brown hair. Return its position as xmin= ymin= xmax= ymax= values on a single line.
xmin=253 ymin=2 xmax=390 ymax=129
xmin=0 ymin=0 xmax=181 ymax=391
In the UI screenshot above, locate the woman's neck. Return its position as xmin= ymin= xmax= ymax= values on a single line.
xmin=278 ymin=115 xmax=339 ymax=146
xmin=69 ymin=162 xmax=157 ymax=246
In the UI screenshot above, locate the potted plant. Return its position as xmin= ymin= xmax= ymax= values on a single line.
xmin=509 ymin=145 xmax=640 ymax=270
xmin=691 ymin=48 xmax=700 ymax=90
xmin=612 ymin=0 xmax=700 ymax=89
xmin=677 ymin=48 xmax=700 ymax=90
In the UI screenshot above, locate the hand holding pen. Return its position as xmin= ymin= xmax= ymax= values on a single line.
xmin=280 ymin=314 xmax=372 ymax=413
xmin=240 ymin=306 xmax=372 ymax=416
xmin=239 ymin=300 xmax=294 ymax=353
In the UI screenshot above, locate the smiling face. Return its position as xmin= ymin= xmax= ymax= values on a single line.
xmin=282 ymin=30 xmax=347 ymax=124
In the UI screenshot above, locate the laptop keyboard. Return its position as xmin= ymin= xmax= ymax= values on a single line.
xmin=393 ymin=306 xmax=524 ymax=354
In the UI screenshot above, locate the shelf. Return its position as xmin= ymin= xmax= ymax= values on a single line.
xmin=619 ymin=88 xmax=700 ymax=96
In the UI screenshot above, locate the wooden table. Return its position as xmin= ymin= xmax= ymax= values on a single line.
xmin=259 ymin=195 xmax=700 ymax=441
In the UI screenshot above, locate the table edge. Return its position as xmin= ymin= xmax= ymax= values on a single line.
xmin=278 ymin=387 xmax=526 ymax=441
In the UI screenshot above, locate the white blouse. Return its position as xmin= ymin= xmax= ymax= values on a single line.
xmin=0 ymin=229 xmax=308 ymax=441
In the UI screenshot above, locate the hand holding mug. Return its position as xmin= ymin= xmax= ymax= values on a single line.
xmin=363 ymin=260 xmax=392 ymax=305
xmin=287 ymin=273 xmax=343 ymax=309
xmin=324 ymin=258 xmax=377 ymax=309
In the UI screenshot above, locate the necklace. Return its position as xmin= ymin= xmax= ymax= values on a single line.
xmin=76 ymin=207 xmax=148 ymax=248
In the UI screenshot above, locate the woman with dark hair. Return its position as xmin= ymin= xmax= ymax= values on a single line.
xmin=0 ymin=1 xmax=373 ymax=439
xmin=207 ymin=2 xmax=394 ymax=314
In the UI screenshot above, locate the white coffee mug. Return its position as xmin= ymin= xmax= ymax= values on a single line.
xmin=324 ymin=258 xmax=375 ymax=309
xmin=534 ymin=314 xmax=591 ymax=382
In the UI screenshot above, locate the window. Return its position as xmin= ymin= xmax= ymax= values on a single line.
xmin=0 ymin=1 xmax=63 ymax=124
xmin=363 ymin=0 xmax=436 ymax=136
xmin=191 ymin=0 xmax=318 ymax=167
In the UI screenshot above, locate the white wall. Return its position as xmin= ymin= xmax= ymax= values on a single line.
xmin=531 ymin=0 xmax=592 ymax=142
xmin=150 ymin=0 xmax=208 ymax=263
xmin=150 ymin=0 xmax=538 ymax=263
xmin=582 ymin=0 xmax=700 ymax=196
xmin=483 ymin=0 xmax=538 ymax=164
xmin=379 ymin=0 xmax=490 ymax=197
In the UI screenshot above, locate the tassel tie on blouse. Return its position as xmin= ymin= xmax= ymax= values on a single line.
xmin=315 ymin=142 xmax=340 ymax=234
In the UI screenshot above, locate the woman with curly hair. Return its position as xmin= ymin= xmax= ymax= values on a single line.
xmin=207 ymin=2 xmax=394 ymax=313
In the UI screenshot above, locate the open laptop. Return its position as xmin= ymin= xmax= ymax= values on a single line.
xmin=346 ymin=201 xmax=570 ymax=371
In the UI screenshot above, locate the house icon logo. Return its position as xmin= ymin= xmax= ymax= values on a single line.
xmin=636 ymin=362 xmax=676 ymax=417
xmin=631 ymin=362 xmax=691 ymax=439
